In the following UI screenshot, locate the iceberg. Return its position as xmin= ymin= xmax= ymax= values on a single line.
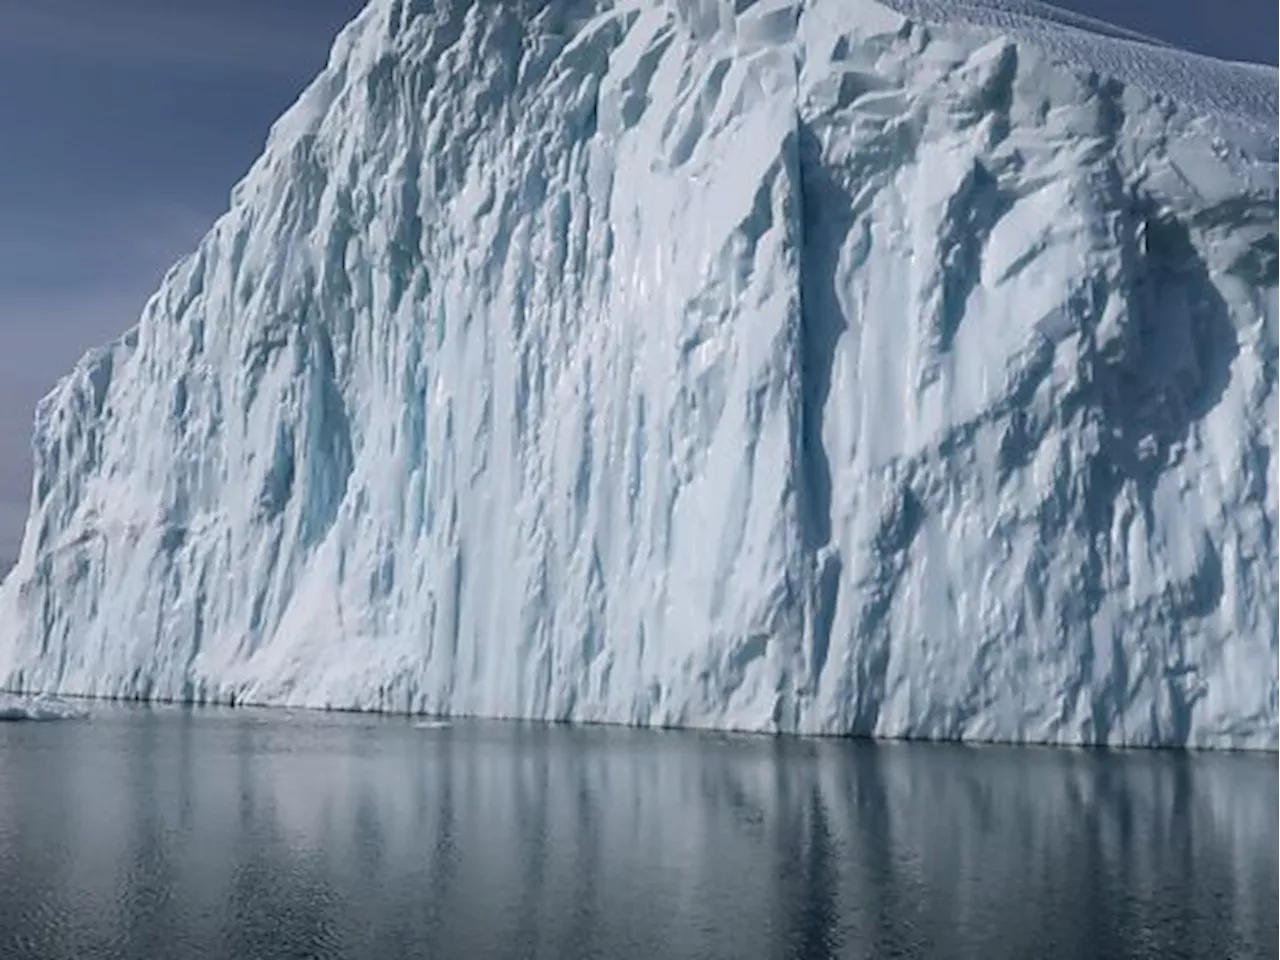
xmin=0 ymin=0 xmax=1275 ymax=748
xmin=0 ymin=694 xmax=87 ymax=722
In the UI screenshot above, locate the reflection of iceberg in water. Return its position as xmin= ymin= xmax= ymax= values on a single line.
xmin=1 ymin=712 xmax=1274 ymax=958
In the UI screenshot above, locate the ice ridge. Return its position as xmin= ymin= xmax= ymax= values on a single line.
xmin=0 ymin=0 xmax=1275 ymax=749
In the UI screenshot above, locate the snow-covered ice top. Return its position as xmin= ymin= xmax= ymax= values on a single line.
xmin=884 ymin=0 xmax=1277 ymax=132
xmin=0 ymin=0 xmax=1275 ymax=749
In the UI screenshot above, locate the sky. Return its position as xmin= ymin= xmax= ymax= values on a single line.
xmin=0 ymin=0 xmax=1275 ymax=565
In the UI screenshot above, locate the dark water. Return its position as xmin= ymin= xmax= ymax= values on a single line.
xmin=0 ymin=706 xmax=1274 ymax=960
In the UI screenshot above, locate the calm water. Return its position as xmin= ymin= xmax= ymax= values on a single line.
xmin=0 ymin=705 xmax=1274 ymax=960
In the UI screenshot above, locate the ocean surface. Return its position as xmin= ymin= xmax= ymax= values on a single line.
xmin=0 ymin=704 xmax=1274 ymax=959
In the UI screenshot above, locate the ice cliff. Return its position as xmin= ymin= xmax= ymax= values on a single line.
xmin=1 ymin=0 xmax=1276 ymax=748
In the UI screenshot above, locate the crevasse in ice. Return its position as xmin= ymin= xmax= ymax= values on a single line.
xmin=1 ymin=0 xmax=1275 ymax=748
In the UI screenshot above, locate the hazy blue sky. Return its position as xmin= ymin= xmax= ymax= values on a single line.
xmin=0 ymin=0 xmax=1275 ymax=563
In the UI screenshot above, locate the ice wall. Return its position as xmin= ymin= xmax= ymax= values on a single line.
xmin=0 ymin=0 xmax=1275 ymax=748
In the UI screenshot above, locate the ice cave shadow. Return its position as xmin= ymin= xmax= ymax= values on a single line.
xmin=1031 ymin=204 xmax=1261 ymax=744
xmin=1079 ymin=208 xmax=1246 ymax=565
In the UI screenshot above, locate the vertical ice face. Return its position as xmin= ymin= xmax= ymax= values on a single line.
xmin=0 ymin=0 xmax=1275 ymax=747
